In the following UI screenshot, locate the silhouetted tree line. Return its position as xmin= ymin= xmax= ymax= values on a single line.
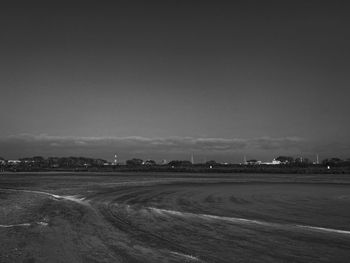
xmin=322 ymin=158 xmax=350 ymax=167
xmin=126 ymin=158 xmax=144 ymax=166
xmin=0 ymin=156 xmax=107 ymax=169
xmin=125 ymin=159 xmax=158 ymax=166
xmin=1 ymin=155 xmax=350 ymax=173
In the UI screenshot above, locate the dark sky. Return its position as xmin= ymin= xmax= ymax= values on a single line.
xmin=1 ymin=1 xmax=349 ymax=162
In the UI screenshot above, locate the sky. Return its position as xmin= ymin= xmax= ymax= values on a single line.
xmin=0 ymin=1 xmax=349 ymax=162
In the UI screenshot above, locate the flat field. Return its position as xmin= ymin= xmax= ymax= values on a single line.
xmin=0 ymin=172 xmax=350 ymax=263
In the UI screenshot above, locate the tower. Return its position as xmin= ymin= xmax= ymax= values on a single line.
xmin=191 ymin=153 xmax=194 ymax=164
xmin=114 ymin=154 xmax=118 ymax=165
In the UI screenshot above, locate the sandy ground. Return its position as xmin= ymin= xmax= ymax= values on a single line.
xmin=0 ymin=172 xmax=350 ymax=262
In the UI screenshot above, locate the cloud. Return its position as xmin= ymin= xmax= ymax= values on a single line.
xmin=0 ymin=133 xmax=307 ymax=158
xmin=2 ymin=133 xmax=350 ymax=161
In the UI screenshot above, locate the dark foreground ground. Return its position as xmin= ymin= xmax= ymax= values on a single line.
xmin=0 ymin=172 xmax=350 ymax=263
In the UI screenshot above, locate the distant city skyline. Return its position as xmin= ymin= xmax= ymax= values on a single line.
xmin=1 ymin=1 xmax=349 ymax=161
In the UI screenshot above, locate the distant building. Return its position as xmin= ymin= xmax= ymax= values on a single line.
xmin=271 ymin=159 xmax=281 ymax=165
xmin=246 ymin=159 xmax=262 ymax=165
xmin=262 ymin=159 xmax=281 ymax=165
xmin=7 ymin=160 xmax=21 ymax=165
